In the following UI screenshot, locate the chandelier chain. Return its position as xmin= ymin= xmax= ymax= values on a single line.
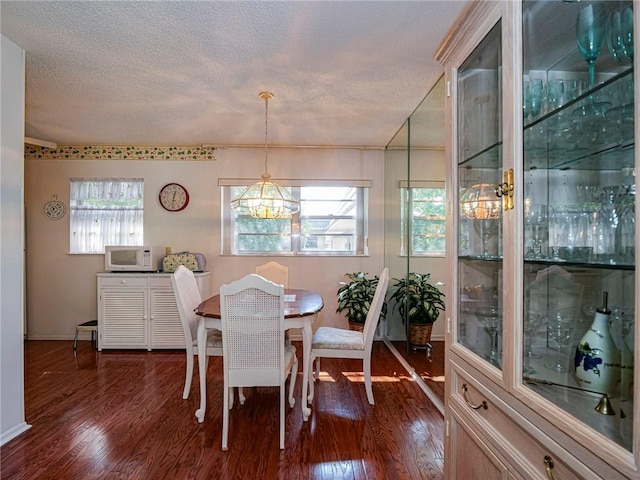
xmin=263 ymin=94 xmax=270 ymax=175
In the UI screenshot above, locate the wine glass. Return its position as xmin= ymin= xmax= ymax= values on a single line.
xmin=620 ymin=5 xmax=634 ymax=63
xmin=607 ymin=8 xmax=625 ymax=64
xmin=576 ymin=3 xmax=607 ymax=89
xmin=525 ymin=204 xmax=548 ymax=259
xmin=523 ymin=309 xmax=544 ymax=374
xmin=477 ymin=305 xmax=502 ymax=368
xmin=545 ymin=310 xmax=575 ymax=373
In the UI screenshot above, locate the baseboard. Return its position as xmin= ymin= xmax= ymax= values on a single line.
xmin=1 ymin=422 xmax=31 ymax=447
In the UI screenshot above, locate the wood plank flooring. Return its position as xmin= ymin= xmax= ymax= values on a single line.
xmin=1 ymin=341 xmax=444 ymax=480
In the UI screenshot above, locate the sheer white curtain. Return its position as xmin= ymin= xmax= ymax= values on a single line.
xmin=70 ymin=178 xmax=144 ymax=254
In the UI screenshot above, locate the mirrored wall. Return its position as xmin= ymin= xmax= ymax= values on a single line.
xmin=384 ymin=76 xmax=448 ymax=404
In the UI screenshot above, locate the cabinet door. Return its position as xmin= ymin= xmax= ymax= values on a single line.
xmin=519 ymin=0 xmax=637 ymax=468
xmin=99 ymin=289 xmax=147 ymax=349
xmin=448 ymin=415 xmax=509 ymax=480
xmin=149 ymin=288 xmax=185 ymax=348
xmin=455 ymin=19 xmax=505 ymax=374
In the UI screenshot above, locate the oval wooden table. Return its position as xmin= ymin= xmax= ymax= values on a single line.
xmin=194 ymin=288 xmax=324 ymax=423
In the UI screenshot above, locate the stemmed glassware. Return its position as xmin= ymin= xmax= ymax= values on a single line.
xmin=477 ymin=305 xmax=502 ymax=368
xmin=576 ymin=3 xmax=607 ymax=89
xmin=525 ymin=204 xmax=548 ymax=259
xmin=545 ymin=310 xmax=576 ymax=373
xmin=523 ymin=309 xmax=544 ymax=374
xmin=620 ymin=5 xmax=634 ymax=63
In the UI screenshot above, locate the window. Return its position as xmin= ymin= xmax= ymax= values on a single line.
xmin=221 ymin=181 xmax=369 ymax=256
xmin=401 ymin=182 xmax=446 ymax=256
xmin=70 ymin=178 xmax=144 ymax=254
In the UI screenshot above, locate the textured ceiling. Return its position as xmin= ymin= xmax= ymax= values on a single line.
xmin=0 ymin=1 xmax=464 ymax=148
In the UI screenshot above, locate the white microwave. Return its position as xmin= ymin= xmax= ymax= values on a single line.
xmin=104 ymin=246 xmax=163 ymax=272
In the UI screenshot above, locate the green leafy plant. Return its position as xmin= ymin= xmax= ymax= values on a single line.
xmin=336 ymin=272 xmax=386 ymax=325
xmin=389 ymin=272 xmax=445 ymax=325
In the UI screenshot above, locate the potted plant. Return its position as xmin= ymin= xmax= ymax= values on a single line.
xmin=336 ymin=272 xmax=386 ymax=331
xmin=389 ymin=272 xmax=445 ymax=348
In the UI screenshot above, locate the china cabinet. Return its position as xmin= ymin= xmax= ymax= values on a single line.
xmin=436 ymin=1 xmax=637 ymax=478
xmin=97 ymin=272 xmax=211 ymax=350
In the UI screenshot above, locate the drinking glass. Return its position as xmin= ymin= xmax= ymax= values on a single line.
xmin=620 ymin=5 xmax=634 ymax=63
xmin=528 ymin=79 xmax=543 ymax=119
xmin=477 ymin=305 xmax=502 ymax=368
xmin=607 ymin=8 xmax=625 ymax=64
xmin=576 ymin=3 xmax=607 ymax=88
xmin=545 ymin=310 xmax=575 ymax=373
xmin=525 ymin=204 xmax=548 ymax=259
xmin=524 ymin=309 xmax=544 ymax=374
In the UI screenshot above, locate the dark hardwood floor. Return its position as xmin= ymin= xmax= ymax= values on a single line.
xmin=1 ymin=340 xmax=444 ymax=480
xmin=391 ymin=341 xmax=445 ymax=404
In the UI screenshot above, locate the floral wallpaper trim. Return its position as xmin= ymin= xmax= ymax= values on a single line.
xmin=24 ymin=145 xmax=217 ymax=161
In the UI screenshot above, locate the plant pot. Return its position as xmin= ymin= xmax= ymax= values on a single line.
xmin=408 ymin=324 xmax=433 ymax=349
xmin=348 ymin=322 xmax=365 ymax=332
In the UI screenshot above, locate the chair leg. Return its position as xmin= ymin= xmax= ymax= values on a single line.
xmin=222 ymin=385 xmax=230 ymax=451
xmin=288 ymin=357 xmax=298 ymax=408
xmin=308 ymin=354 xmax=317 ymax=403
xmin=238 ymin=387 xmax=245 ymax=405
xmin=279 ymin=383 xmax=285 ymax=449
xmin=183 ymin=354 xmax=194 ymax=400
xmin=73 ymin=329 xmax=79 ymax=352
xmin=363 ymin=356 xmax=375 ymax=405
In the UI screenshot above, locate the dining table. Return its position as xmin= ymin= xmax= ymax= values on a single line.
xmin=194 ymin=288 xmax=324 ymax=423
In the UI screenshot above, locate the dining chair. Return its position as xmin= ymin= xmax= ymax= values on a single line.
xmin=255 ymin=261 xmax=289 ymax=288
xmin=308 ymin=267 xmax=389 ymax=406
xmin=171 ymin=265 xmax=226 ymax=400
xmin=219 ymin=274 xmax=298 ymax=450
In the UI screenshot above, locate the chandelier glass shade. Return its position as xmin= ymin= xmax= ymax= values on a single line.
xmin=460 ymin=183 xmax=502 ymax=220
xmin=231 ymin=92 xmax=299 ymax=219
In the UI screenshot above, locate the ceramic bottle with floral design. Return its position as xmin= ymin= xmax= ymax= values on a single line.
xmin=574 ymin=292 xmax=620 ymax=397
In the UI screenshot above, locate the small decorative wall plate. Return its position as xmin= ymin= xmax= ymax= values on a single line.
xmin=43 ymin=198 xmax=66 ymax=220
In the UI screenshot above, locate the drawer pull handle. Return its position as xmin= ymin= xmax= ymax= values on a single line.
xmin=462 ymin=384 xmax=488 ymax=410
xmin=544 ymin=455 xmax=555 ymax=480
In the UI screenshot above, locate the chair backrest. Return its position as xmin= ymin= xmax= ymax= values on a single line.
xmin=362 ymin=268 xmax=390 ymax=348
xmin=255 ymin=261 xmax=289 ymax=289
xmin=220 ymin=274 xmax=285 ymax=387
xmin=171 ymin=265 xmax=202 ymax=348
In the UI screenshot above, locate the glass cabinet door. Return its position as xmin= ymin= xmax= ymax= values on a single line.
xmin=521 ymin=0 xmax=635 ymax=452
xmin=457 ymin=21 xmax=504 ymax=370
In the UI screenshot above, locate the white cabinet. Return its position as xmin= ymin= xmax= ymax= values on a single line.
xmin=437 ymin=1 xmax=637 ymax=478
xmin=97 ymin=272 xmax=210 ymax=351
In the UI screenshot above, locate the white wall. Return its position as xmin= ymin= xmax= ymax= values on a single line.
xmin=1 ymin=34 xmax=30 ymax=446
xmin=24 ymin=147 xmax=385 ymax=340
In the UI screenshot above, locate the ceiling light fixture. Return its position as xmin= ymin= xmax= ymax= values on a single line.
xmin=231 ymin=92 xmax=299 ymax=219
xmin=460 ymin=184 xmax=502 ymax=220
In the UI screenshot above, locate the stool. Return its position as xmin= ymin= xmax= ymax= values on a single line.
xmin=74 ymin=320 xmax=98 ymax=351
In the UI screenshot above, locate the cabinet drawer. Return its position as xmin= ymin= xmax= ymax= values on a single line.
xmin=450 ymin=365 xmax=598 ymax=480
xmin=99 ymin=276 xmax=148 ymax=288
xmin=149 ymin=276 xmax=172 ymax=288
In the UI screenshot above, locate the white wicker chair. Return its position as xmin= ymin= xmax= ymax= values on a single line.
xmin=255 ymin=261 xmax=289 ymax=288
xmin=171 ymin=266 xmax=224 ymax=400
xmin=308 ymin=267 xmax=389 ymax=406
xmin=219 ymin=274 xmax=298 ymax=450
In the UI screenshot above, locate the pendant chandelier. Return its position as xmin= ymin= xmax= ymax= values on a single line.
xmin=231 ymin=92 xmax=299 ymax=219
xmin=460 ymin=184 xmax=502 ymax=220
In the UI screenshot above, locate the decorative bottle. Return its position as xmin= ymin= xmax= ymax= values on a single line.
xmin=574 ymin=292 xmax=620 ymax=397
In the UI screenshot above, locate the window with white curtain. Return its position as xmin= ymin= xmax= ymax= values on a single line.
xmin=70 ymin=178 xmax=144 ymax=254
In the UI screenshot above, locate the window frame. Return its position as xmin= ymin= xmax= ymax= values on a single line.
xmin=220 ymin=179 xmax=370 ymax=256
xmin=400 ymin=180 xmax=446 ymax=257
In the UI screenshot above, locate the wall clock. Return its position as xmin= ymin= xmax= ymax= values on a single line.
xmin=159 ymin=183 xmax=190 ymax=212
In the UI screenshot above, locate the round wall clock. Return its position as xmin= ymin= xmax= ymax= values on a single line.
xmin=159 ymin=183 xmax=190 ymax=212
xmin=42 ymin=199 xmax=66 ymax=220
